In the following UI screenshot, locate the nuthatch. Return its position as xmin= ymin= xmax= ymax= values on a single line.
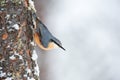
xmin=32 ymin=13 xmax=65 ymax=50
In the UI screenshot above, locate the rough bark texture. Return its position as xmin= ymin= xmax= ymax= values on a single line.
xmin=0 ymin=0 xmax=39 ymax=80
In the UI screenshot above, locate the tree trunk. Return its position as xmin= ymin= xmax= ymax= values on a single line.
xmin=0 ymin=0 xmax=40 ymax=80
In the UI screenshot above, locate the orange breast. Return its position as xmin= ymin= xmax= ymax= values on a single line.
xmin=33 ymin=33 xmax=55 ymax=50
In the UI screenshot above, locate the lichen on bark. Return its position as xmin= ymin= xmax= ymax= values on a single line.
xmin=0 ymin=0 xmax=39 ymax=80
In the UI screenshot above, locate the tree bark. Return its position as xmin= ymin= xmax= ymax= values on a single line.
xmin=0 ymin=0 xmax=39 ymax=80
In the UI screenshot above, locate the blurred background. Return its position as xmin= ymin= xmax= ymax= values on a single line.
xmin=35 ymin=0 xmax=120 ymax=80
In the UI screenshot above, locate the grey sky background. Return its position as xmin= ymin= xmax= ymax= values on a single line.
xmin=35 ymin=0 xmax=120 ymax=80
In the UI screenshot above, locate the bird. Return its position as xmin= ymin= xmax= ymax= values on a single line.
xmin=32 ymin=13 xmax=65 ymax=50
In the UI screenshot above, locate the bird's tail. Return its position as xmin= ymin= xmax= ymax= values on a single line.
xmin=52 ymin=37 xmax=65 ymax=50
